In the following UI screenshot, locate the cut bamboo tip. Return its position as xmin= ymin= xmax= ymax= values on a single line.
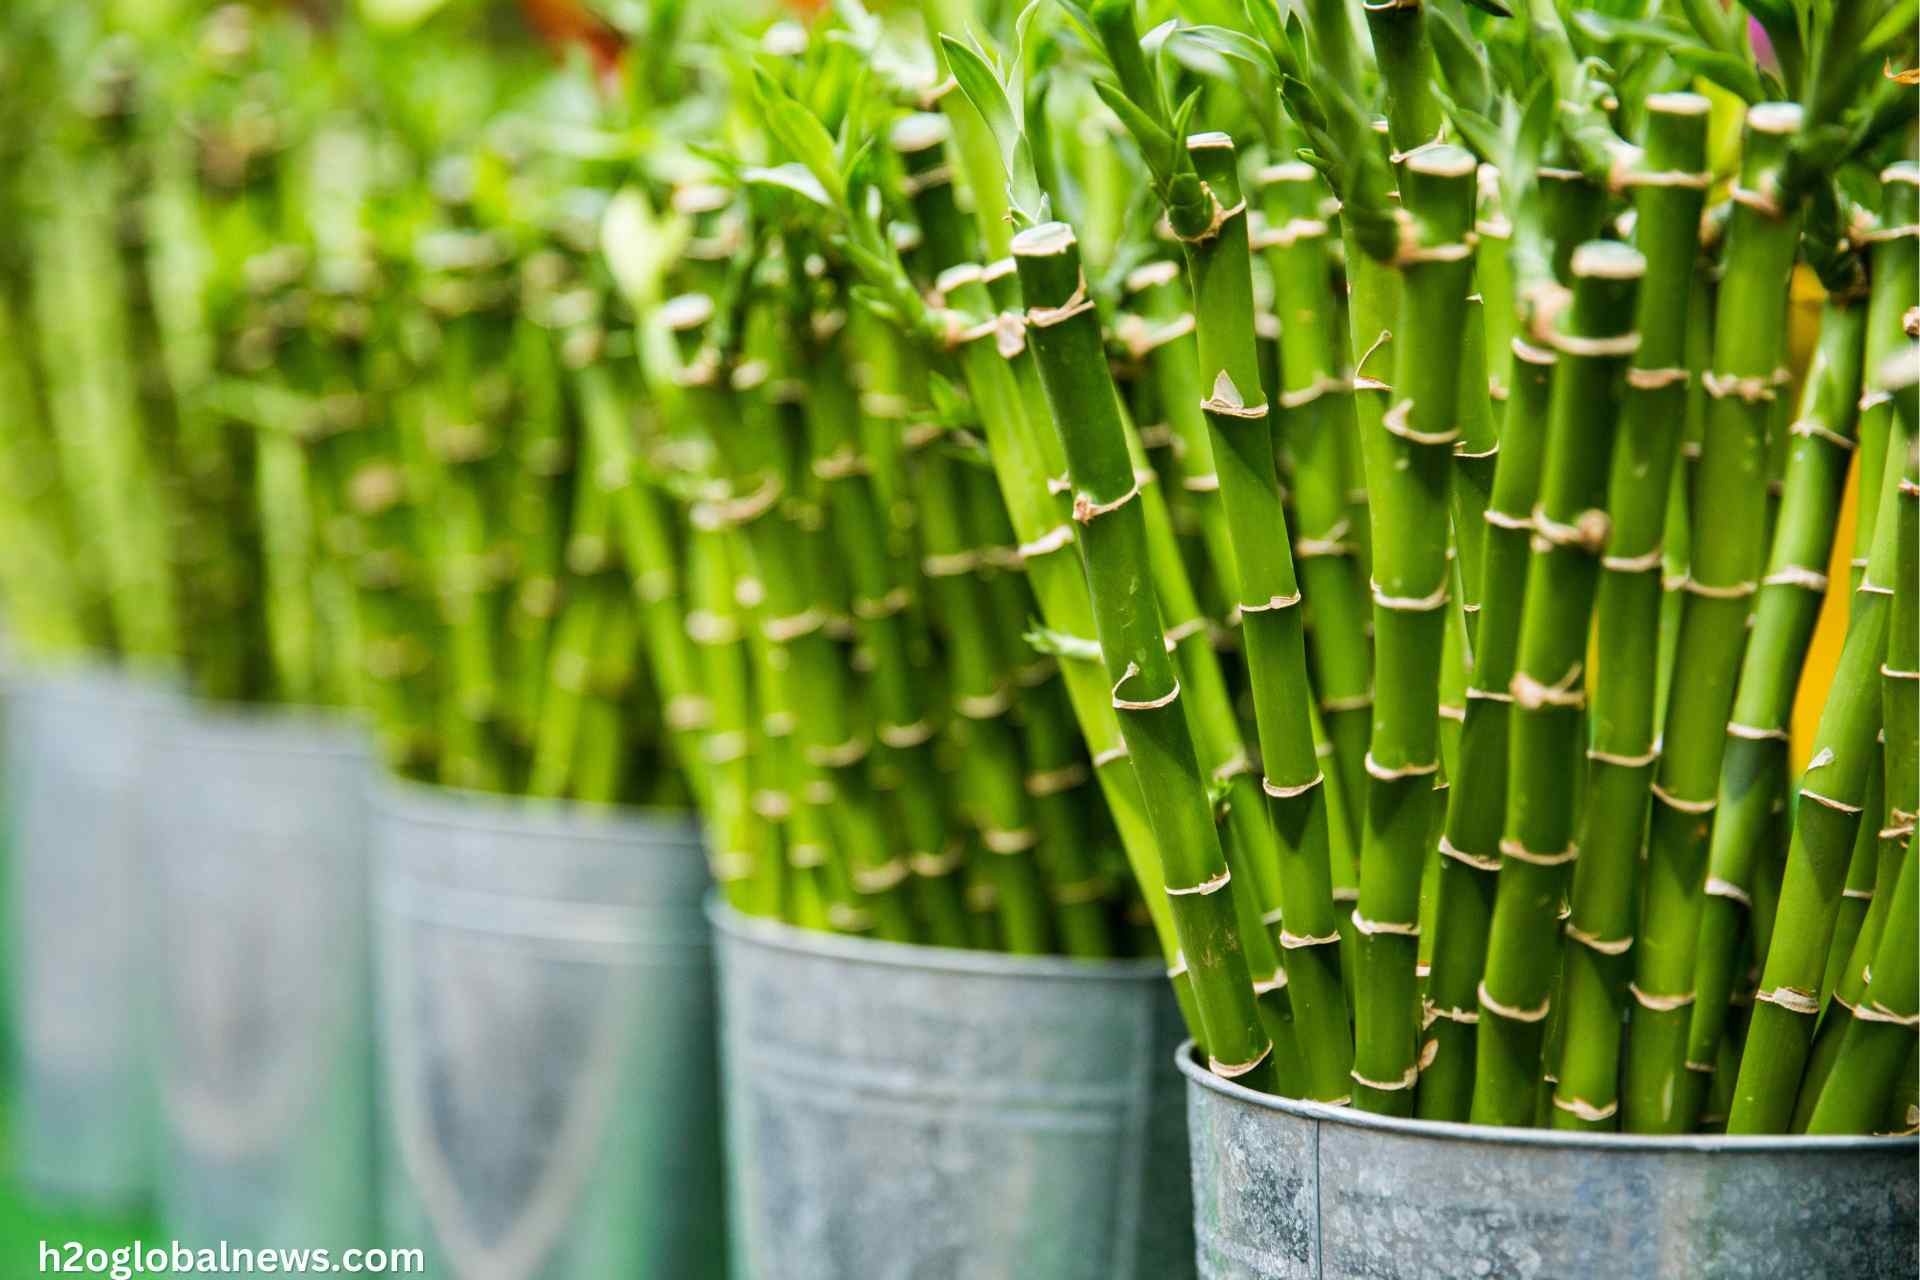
xmin=1570 ymin=240 xmax=1647 ymax=281
xmin=1186 ymin=131 xmax=1234 ymax=151
xmin=888 ymin=112 xmax=948 ymax=153
xmin=660 ymin=293 xmax=715 ymax=331
xmin=1745 ymin=101 xmax=1804 ymax=135
xmin=1404 ymin=144 xmax=1476 ymax=179
xmin=935 ymin=263 xmax=983 ymax=294
xmin=1884 ymin=162 xmax=1920 ymax=186
xmin=1255 ymin=161 xmax=1316 ymax=186
xmin=1011 ymin=222 xmax=1076 ymax=257
xmin=1645 ymin=92 xmax=1712 ymax=117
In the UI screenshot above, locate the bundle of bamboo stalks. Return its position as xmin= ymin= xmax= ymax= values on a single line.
xmin=1 ymin=0 xmax=1913 ymax=1135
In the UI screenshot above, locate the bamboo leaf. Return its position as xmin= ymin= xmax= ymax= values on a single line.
xmin=742 ymin=162 xmax=835 ymax=209
xmin=1170 ymin=24 xmax=1279 ymax=78
xmin=751 ymin=69 xmax=848 ymax=204
xmin=1093 ymin=77 xmax=1175 ymax=185
xmin=1668 ymin=46 xmax=1769 ymax=104
xmin=1428 ymin=4 xmax=1492 ymax=115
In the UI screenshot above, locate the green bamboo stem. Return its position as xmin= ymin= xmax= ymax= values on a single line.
xmin=1351 ymin=145 xmax=1478 ymax=1117
xmin=662 ymin=291 xmax=912 ymax=940
xmin=804 ymin=320 xmax=971 ymax=948
xmin=1688 ymin=292 xmax=1868 ymax=1059
xmin=1012 ymin=220 xmax=1277 ymax=1091
xmin=1822 ymin=758 xmax=1886 ymax=1011
xmin=685 ymin=516 xmax=781 ymax=915
xmin=1849 ymin=165 xmax=1920 ymax=590
xmin=501 ymin=311 xmax=571 ymax=753
xmin=1804 ymin=837 xmax=1918 ymax=1134
xmin=1256 ymin=161 xmax=1372 ymax=861
xmin=1471 ymin=240 xmax=1644 ymax=1127
xmin=935 ymin=264 xmax=1193 ymax=1018
xmin=1624 ymin=103 xmax=1807 ymax=1133
xmin=1540 ymin=95 xmax=1713 ymax=1130
xmin=1725 ymin=360 xmax=1912 ymax=1134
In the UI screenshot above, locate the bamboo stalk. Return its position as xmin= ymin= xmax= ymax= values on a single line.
xmin=1725 ymin=346 xmax=1914 ymax=1134
xmin=1012 ymin=220 xmax=1277 ymax=1091
xmin=1624 ymin=103 xmax=1807 ymax=1132
xmin=1472 ymin=240 xmax=1644 ymax=1126
xmin=1351 ymin=144 xmax=1478 ymax=1117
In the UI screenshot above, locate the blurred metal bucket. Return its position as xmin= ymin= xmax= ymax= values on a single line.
xmin=149 ymin=703 xmax=373 ymax=1252
xmin=373 ymin=782 xmax=722 ymax=1280
xmin=3 ymin=664 xmax=177 ymax=1208
xmin=713 ymin=904 xmax=1194 ymax=1280
xmin=1181 ymin=1043 xmax=1919 ymax=1279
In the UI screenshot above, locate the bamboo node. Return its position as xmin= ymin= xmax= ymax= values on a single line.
xmin=1164 ymin=616 xmax=1211 ymax=651
xmin=1588 ymin=744 xmax=1657 ymax=768
xmin=1564 ymin=923 xmax=1633 ymax=955
xmin=1418 ymin=1038 xmax=1440 ymax=1071
xmin=1857 ymin=221 xmax=1920 ymax=244
xmin=1853 ymin=1002 xmax=1920 ymax=1027
xmin=1201 ymin=369 xmax=1271 ymax=420
xmin=1701 ymin=369 xmax=1781 ymax=403
xmin=1073 ymin=480 xmax=1142 ymax=524
xmin=1366 ymin=752 xmax=1439 ymax=782
xmin=1859 ymin=389 xmax=1894 ymax=413
xmin=1092 ymin=743 xmax=1130 ymax=768
xmin=1478 ymin=982 xmax=1551 ymax=1022
xmin=1534 ymin=505 xmax=1611 ymax=553
xmin=1252 ymin=970 xmax=1290 ymax=996
xmin=1626 ymin=365 xmax=1689 ymax=391
xmin=1454 ymin=442 xmax=1498 ymax=460
xmin=1172 ymin=180 xmax=1245 ymax=246
xmin=752 ymin=790 xmax=792 ymax=821
xmin=1423 ymin=1002 xmax=1479 ymax=1027
xmin=1370 ymin=579 xmax=1449 ymax=612
xmin=1253 ymin=217 xmax=1329 ymax=250
xmin=1760 ymin=565 xmax=1830 ymax=593
xmin=703 ymin=731 xmax=751 ymax=765
xmin=921 ymin=549 xmax=981 ymax=577
xmin=982 ymin=827 xmax=1039 ymax=855
xmin=1212 ymin=754 xmax=1252 ymax=784
xmin=1210 ymin=1041 xmax=1275 ymax=1080
xmin=763 ymin=608 xmax=827 ymax=644
xmin=1788 ymin=418 xmax=1855 ymax=451
xmin=1882 ymin=663 xmax=1920 ymax=681
xmin=1799 ymin=788 xmax=1864 ymax=815
xmin=1552 ymin=1094 xmax=1619 ymax=1122
xmin=1549 ymin=328 xmax=1641 ymax=358
xmin=1112 ymin=663 xmax=1181 ymax=712
xmin=1754 ymin=986 xmax=1820 ymax=1016
xmin=1650 ymin=782 xmax=1715 ymax=814
xmin=878 ymin=719 xmax=936 ymax=749
xmin=852 ymin=859 xmax=909 ymax=892
xmin=1678 ymin=576 xmax=1757 ymax=600
xmin=1182 ymin=472 xmax=1222 ymax=493
xmin=1025 ymin=267 xmax=1096 ymax=329
xmin=1483 ymin=507 xmax=1532 ymax=531
xmin=1381 ymin=397 xmax=1461 ymax=446
xmin=1512 ymin=666 xmax=1586 ymax=711
xmin=1241 ymin=590 xmax=1303 ymax=615
xmin=1018 ymin=524 xmax=1076 ymax=560
xmin=1025 ymin=762 xmax=1089 ymax=797
xmin=825 ymin=904 xmax=874 ymax=932
xmin=1497 ymin=837 xmax=1578 ymax=868
xmin=853 ymin=588 xmax=912 ymax=621
xmin=1167 ymin=957 xmax=1189 ymax=980
xmin=1439 ymin=703 xmax=1465 ymax=723
xmin=666 ymin=696 xmax=712 ymax=733
xmin=1703 ymin=876 xmax=1752 ymax=907
xmin=1321 ymin=691 xmax=1375 ymax=714
xmin=1724 ymin=721 xmax=1788 ymax=742
xmin=1349 ymin=1065 xmax=1419 ymax=1093
xmin=807 ymin=736 xmax=871 ymax=769
xmin=1629 ymin=983 xmax=1694 ymax=1012
xmin=1351 ymin=909 xmax=1419 ymax=937
xmin=1438 ymin=834 xmax=1500 ymax=872
xmin=1280 ymin=373 xmax=1346 ymax=409
xmin=1602 ymin=547 xmax=1662 ymax=573
xmin=1167 ymin=867 xmax=1231 ymax=897
xmin=1842 ymin=886 xmax=1875 ymax=901
xmin=957 ymin=686 xmax=1015 ymax=720
xmin=1280 ymin=927 xmax=1342 ymax=949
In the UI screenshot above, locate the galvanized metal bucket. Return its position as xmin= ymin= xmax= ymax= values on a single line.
xmin=1180 ymin=1043 xmax=1919 ymax=1279
xmin=373 ymin=782 xmax=722 ymax=1280
xmin=713 ymin=904 xmax=1194 ymax=1280
xmin=148 ymin=703 xmax=374 ymax=1252
xmin=3 ymin=663 xmax=177 ymax=1208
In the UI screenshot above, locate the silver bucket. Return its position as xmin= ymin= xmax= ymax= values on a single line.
xmin=373 ymin=782 xmax=722 ymax=1280
xmin=713 ymin=904 xmax=1194 ymax=1280
xmin=3 ymin=663 xmax=178 ymax=1208
xmin=148 ymin=703 xmax=374 ymax=1252
xmin=1180 ymin=1043 xmax=1919 ymax=1279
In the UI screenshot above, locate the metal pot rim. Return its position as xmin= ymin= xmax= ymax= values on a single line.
xmin=709 ymin=897 xmax=1168 ymax=982
xmin=375 ymin=776 xmax=699 ymax=843
xmin=169 ymin=699 xmax=370 ymax=759
xmin=1177 ymin=1040 xmax=1919 ymax=1153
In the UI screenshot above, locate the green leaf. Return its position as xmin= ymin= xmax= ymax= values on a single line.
xmin=1093 ymin=77 xmax=1175 ymax=185
xmin=1428 ymin=4 xmax=1492 ymax=115
xmin=1668 ymin=46 xmax=1768 ymax=104
xmin=752 ymin=69 xmax=848 ymax=205
xmin=1459 ymin=0 xmax=1511 ymax=15
xmin=742 ymin=163 xmax=835 ymax=209
xmin=1171 ymin=24 xmax=1280 ymax=78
